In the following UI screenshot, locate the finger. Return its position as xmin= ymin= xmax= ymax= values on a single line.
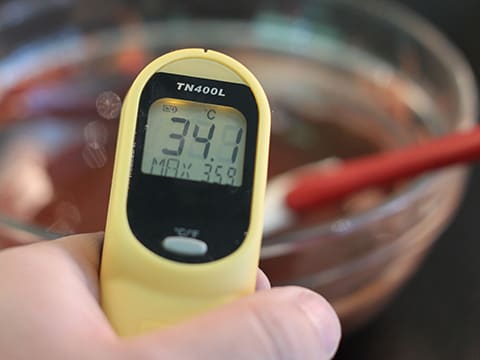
xmin=44 ymin=232 xmax=104 ymax=298
xmin=126 ymin=286 xmax=341 ymax=360
xmin=1 ymin=232 xmax=103 ymax=285
xmin=256 ymin=269 xmax=271 ymax=291
xmin=0 ymin=232 xmax=115 ymax=352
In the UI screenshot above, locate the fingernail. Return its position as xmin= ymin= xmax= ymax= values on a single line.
xmin=300 ymin=293 xmax=342 ymax=358
xmin=255 ymin=270 xmax=271 ymax=291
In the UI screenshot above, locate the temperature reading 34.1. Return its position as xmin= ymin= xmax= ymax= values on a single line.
xmin=141 ymin=98 xmax=247 ymax=187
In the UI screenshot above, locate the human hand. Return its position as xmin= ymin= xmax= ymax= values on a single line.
xmin=0 ymin=233 xmax=341 ymax=359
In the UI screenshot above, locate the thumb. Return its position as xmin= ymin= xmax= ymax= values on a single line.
xmin=126 ymin=286 xmax=341 ymax=360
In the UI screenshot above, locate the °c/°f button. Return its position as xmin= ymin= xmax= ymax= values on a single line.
xmin=162 ymin=236 xmax=208 ymax=257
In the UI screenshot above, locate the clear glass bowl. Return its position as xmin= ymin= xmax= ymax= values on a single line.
xmin=0 ymin=0 xmax=476 ymax=331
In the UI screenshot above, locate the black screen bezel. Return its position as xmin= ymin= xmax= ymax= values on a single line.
xmin=126 ymin=72 xmax=259 ymax=263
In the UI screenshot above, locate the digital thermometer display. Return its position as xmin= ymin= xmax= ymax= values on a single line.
xmin=100 ymin=49 xmax=270 ymax=336
xmin=141 ymin=98 xmax=247 ymax=187
xmin=126 ymin=71 xmax=259 ymax=264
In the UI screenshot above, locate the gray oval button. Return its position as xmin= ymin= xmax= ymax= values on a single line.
xmin=162 ymin=237 xmax=208 ymax=256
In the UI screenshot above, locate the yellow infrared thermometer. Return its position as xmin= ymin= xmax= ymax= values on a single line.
xmin=100 ymin=49 xmax=271 ymax=336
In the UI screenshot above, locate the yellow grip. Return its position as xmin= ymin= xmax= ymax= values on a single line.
xmin=101 ymin=210 xmax=261 ymax=336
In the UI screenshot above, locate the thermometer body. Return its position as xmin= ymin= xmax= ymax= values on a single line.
xmin=100 ymin=49 xmax=270 ymax=336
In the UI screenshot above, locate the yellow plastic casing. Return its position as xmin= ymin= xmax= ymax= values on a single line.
xmin=100 ymin=49 xmax=271 ymax=337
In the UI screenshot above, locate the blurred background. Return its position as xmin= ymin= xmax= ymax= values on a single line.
xmin=338 ymin=1 xmax=480 ymax=359
xmin=0 ymin=0 xmax=478 ymax=359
